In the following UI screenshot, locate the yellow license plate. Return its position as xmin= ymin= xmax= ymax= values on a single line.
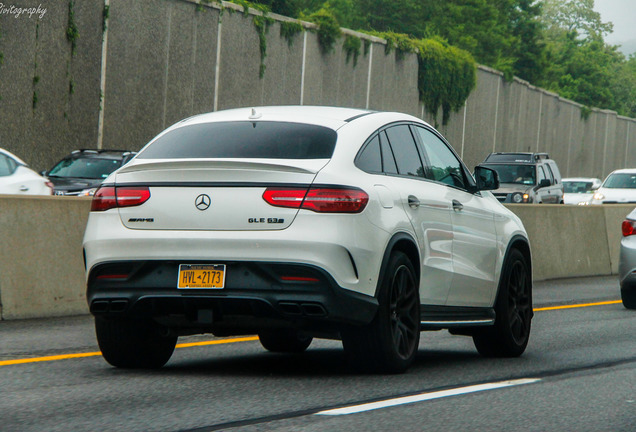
xmin=178 ymin=264 xmax=226 ymax=289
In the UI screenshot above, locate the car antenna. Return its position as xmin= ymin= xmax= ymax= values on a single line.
xmin=249 ymin=108 xmax=262 ymax=120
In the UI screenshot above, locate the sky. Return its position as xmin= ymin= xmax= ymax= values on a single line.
xmin=593 ymin=0 xmax=636 ymax=49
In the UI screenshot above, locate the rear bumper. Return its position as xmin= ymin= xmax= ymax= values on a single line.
xmin=87 ymin=260 xmax=378 ymax=336
xmin=83 ymin=210 xmax=388 ymax=297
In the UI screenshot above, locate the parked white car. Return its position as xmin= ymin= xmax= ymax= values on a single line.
xmin=590 ymin=169 xmax=636 ymax=205
xmin=562 ymin=177 xmax=601 ymax=205
xmin=83 ymin=106 xmax=533 ymax=373
xmin=0 ymin=148 xmax=53 ymax=196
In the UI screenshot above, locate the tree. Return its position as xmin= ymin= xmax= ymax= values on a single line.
xmin=508 ymin=0 xmax=546 ymax=83
xmin=541 ymin=0 xmax=613 ymax=40
xmin=538 ymin=0 xmax=627 ymax=114
xmin=610 ymin=55 xmax=636 ymax=118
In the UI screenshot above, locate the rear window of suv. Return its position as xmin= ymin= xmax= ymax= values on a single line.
xmin=137 ymin=122 xmax=338 ymax=160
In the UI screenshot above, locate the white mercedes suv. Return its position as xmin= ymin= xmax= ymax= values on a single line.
xmin=83 ymin=106 xmax=533 ymax=373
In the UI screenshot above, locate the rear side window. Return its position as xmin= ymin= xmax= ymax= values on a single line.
xmin=547 ymin=162 xmax=561 ymax=183
xmin=537 ymin=166 xmax=547 ymax=182
xmin=385 ymin=125 xmax=425 ymax=178
xmin=0 ymin=155 xmax=12 ymax=177
xmin=544 ymin=164 xmax=555 ymax=184
xmin=356 ymin=136 xmax=382 ymax=173
xmin=137 ymin=122 xmax=337 ymax=159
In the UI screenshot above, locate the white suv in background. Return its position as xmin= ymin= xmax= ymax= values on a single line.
xmin=83 ymin=106 xmax=533 ymax=373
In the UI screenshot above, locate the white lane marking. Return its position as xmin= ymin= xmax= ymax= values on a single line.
xmin=316 ymin=378 xmax=541 ymax=416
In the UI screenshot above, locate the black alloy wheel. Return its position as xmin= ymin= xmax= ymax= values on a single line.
xmin=473 ymin=249 xmax=532 ymax=357
xmin=342 ymin=251 xmax=420 ymax=373
xmin=388 ymin=260 xmax=420 ymax=360
xmin=506 ymin=256 xmax=532 ymax=345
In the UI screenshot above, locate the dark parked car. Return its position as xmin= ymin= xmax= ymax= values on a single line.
xmin=44 ymin=149 xmax=136 ymax=196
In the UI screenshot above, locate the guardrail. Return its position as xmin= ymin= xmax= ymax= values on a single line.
xmin=0 ymin=196 xmax=631 ymax=320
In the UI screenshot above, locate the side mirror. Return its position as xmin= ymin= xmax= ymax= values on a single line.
xmin=538 ymin=179 xmax=551 ymax=188
xmin=474 ymin=166 xmax=499 ymax=191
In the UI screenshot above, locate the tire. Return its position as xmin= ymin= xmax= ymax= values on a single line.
xmin=473 ymin=249 xmax=532 ymax=357
xmin=258 ymin=329 xmax=313 ymax=353
xmin=621 ymin=286 xmax=636 ymax=309
xmin=95 ymin=316 xmax=177 ymax=369
xmin=342 ymin=251 xmax=420 ymax=373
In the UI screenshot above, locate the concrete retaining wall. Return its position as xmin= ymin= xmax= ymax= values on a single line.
xmin=2 ymin=0 xmax=636 ymax=178
xmin=0 ymin=197 xmax=631 ymax=320
xmin=506 ymin=204 xmax=633 ymax=281
xmin=0 ymin=196 xmax=90 ymax=319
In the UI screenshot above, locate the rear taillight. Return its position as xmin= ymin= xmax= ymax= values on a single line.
xmin=622 ymin=219 xmax=636 ymax=237
xmin=263 ymin=187 xmax=368 ymax=213
xmin=302 ymin=188 xmax=369 ymax=213
xmin=91 ymin=186 xmax=150 ymax=211
xmin=262 ymin=188 xmax=306 ymax=209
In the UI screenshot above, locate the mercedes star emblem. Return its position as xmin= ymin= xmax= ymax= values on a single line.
xmin=195 ymin=194 xmax=211 ymax=211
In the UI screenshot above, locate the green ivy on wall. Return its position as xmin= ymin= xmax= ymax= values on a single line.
xmin=66 ymin=1 xmax=79 ymax=55
xmin=102 ymin=4 xmax=109 ymax=37
xmin=192 ymin=1 xmax=477 ymax=122
xmin=253 ymin=14 xmax=273 ymax=78
xmin=416 ymin=37 xmax=476 ymax=126
xmin=369 ymin=31 xmax=415 ymax=60
xmin=280 ymin=21 xmax=303 ymax=48
xmin=32 ymin=23 xmax=40 ymax=111
xmin=363 ymin=39 xmax=371 ymax=56
xmin=580 ymin=106 xmax=592 ymax=120
xmin=305 ymin=8 xmax=341 ymax=54
xmin=362 ymin=31 xmax=476 ymax=125
xmin=343 ymin=35 xmax=361 ymax=67
xmin=221 ymin=0 xmax=274 ymax=79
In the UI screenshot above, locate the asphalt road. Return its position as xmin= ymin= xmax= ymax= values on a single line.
xmin=0 ymin=276 xmax=634 ymax=432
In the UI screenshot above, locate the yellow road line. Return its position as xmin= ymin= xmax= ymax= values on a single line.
xmin=0 ymin=336 xmax=259 ymax=367
xmin=0 ymin=300 xmax=623 ymax=367
xmin=533 ymin=300 xmax=622 ymax=311
xmin=176 ymin=336 xmax=259 ymax=348
xmin=0 ymin=351 xmax=102 ymax=366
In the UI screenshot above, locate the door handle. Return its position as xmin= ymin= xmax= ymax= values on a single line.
xmin=408 ymin=195 xmax=420 ymax=209
xmin=19 ymin=185 xmax=29 ymax=192
xmin=452 ymin=199 xmax=463 ymax=211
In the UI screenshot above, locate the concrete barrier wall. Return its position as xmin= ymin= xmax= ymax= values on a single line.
xmin=506 ymin=204 xmax=633 ymax=281
xmin=0 ymin=196 xmax=90 ymax=320
xmin=3 ymin=0 xmax=636 ymax=178
xmin=0 ymin=197 xmax=632 ymax=320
